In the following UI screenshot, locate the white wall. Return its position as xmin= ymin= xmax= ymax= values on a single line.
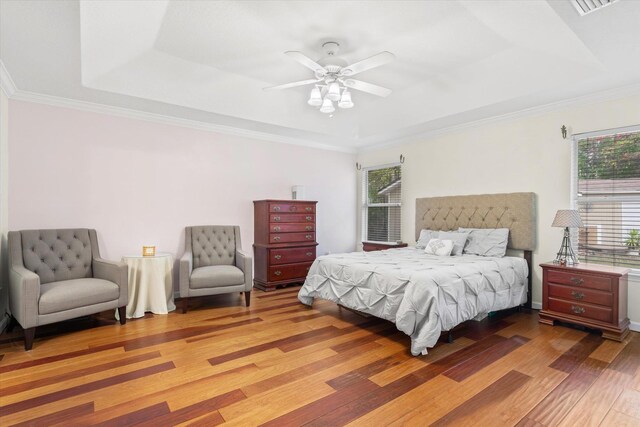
xmin=0 ymin=89 xmax=8 ymax=327
xmin=8 ymin=100 xmax=357 ymax=287
xmin=356 ymin=94 xmax=640 ymax=325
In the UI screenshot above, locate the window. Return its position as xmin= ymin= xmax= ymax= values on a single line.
xmin=572 ymin=125 xmax=640 ymax=270
xmin=362 ymin=164 xmax=402 ymax=243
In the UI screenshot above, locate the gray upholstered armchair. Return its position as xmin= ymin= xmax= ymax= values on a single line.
xmin=8 ymin=229 xmax=128 ymax=350
xmin=179 ymin=225 xmax=252 ymax=312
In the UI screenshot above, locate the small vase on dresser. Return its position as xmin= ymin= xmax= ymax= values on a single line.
xmin=253 ymin=199 xmax=318 ymax=291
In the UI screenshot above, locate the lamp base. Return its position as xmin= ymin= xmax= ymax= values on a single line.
xmin=554 ymin=227 xmax=579 ymax=266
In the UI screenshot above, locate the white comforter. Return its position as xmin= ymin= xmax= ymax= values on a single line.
xmin=298 ymin=248 xmax=528 ymax=355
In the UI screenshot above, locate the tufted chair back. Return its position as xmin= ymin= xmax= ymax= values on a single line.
xmin=20 ymin=229 xmax=93 ymax=284
xmin=189 ymin=226 xmax=237 ymax=268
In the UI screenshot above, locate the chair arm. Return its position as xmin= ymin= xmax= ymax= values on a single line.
xmin=93 ymin=258 xmax=128 ymax=307
xmin=179 ymin=251 xmax=193 ymax=298
xmin=236 ymin=249 xmax=253 ymax=291
xmin=9 ymin=266 xmax=40 ymax=329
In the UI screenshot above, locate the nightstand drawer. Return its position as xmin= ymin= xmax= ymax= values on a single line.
xmin=547 ymin=270 xmax=612 ymax=292
xmin=548 ymin=298 xmax=612 ymax=323
xmin=548 ymin=284 xmax=613 ymax=307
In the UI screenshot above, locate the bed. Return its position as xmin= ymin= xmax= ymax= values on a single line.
xmin=298 ymin=192 xmax=536 ymax=356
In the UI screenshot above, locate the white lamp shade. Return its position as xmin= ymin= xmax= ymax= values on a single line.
xmin=552 ymin=209 xmax=583 ymax=228
xmin=338 ymin=90 xmax=354 ymax=109
xmin=319 ymin=98 xmax=335 ymax=113
xmin=307 ymin=87 xmax=322 ymax=106
xmin=327 ymin=82 xmax=341 ymax=101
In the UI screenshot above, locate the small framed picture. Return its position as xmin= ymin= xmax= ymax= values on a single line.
xmin=142 ymin=246 xmax=156 ymax=257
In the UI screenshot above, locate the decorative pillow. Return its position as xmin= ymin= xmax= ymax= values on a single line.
xmin=416 ymin=229 xmax=439 ymax=249
xmin=424 ymin=239 xmax=454 ymax=256
xmin=458 ymin=228 xmax=510 ymax=257
xmin=437 ymin=231 xmax=470 ymax=256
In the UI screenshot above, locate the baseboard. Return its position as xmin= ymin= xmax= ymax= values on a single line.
xmin=0 ymin=313 xmax=10 ymax=334
xmin=631 ymin=321 xmax=640 ymax=333
xmin=531 ymin=302 xmax=542 ymax=310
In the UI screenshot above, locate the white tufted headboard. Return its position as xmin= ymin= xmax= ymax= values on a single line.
xmin=415 ymin=192 xmax=536 ymax=251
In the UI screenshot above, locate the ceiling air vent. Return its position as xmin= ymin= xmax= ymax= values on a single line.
xmin=572 ymin=0 xmax=619 ymax=16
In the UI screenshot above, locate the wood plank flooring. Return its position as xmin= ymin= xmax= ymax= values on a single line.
xmin=1 ymin=287 xmax=639 ymax=426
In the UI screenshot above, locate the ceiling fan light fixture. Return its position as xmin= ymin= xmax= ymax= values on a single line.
xmin=327 ymin=82 xmax=341 ymax=101
xmin=307 ymin=86 xmax=322 ymax=106
xmin=319 ymin=98 xmax=335 ymax=114
xmin=338 ymin=90 xmax=354 ymax=109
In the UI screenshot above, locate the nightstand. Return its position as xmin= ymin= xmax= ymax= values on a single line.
xmin=539 ymin=262 xmax=630 ymax=341
xmin=362 ymin=242 xmax=408 ymax=252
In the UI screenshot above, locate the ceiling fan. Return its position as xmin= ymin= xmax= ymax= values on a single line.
xmin=264 ymin=41 xmax=395 ymax=115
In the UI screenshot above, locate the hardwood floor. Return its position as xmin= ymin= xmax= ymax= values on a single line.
xmin=0 ymin=287 xmax=639 ymax=426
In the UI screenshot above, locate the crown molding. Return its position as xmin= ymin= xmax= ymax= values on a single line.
xmin=0 ymin=61 xmax=17 ymax=97
xmin=359 ymin=82 xmax=640 ymax=153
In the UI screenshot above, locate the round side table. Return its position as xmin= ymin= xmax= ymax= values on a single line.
xmin=117 ymin=253 xmax=175 ymax=319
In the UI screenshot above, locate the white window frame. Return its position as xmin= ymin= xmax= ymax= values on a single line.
xmin=570 ymin=124 xmax=640 ymax=275
xmin=362 ymin=162 xmax=402 ymax=244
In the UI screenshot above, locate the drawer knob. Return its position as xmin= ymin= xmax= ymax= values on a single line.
xmin=306 ymin=252 xmax=313 ymax=257
xmin=571 ymin=290 xmax=585 ymax=300
xmin=305 ymin=226 xmax=312 ymax=231
xmin=305 ymin=207 xmax=312 ymax=212
xmin=274 ymin=270 xmax=282 ymax=276
xmin=306 ymin=216 xmax=312 ymax=221
xmin=290 ymin=206 xmax=297 ymax=211
xmin=274 ymin=255 xmax=282 ymax=260
xmin=274 ymin=216 xmax=281 ymax=221
xmin=305 ymin=234 xmax=312 ymax=240
xmin=273 ymin=226 xmax=281 ymax=232
xmin=570 ymin=277 xmax=584 ymax=285
xmin=274 ymin=236 xmax=281 ymax=241
xmin=273 ymin=206 xmax=281 ymax=211
xmin=571 ymin=305 xmax=585 ymax=315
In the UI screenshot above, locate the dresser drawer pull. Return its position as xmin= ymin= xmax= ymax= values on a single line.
xmin=306 ymin=252 xmax=313 ymax=257
xmin=306 ymin=216 xmax=312 ymax=221
xmin=274 ymin=255 xmax=282 ymax=260
xmin=273 ymin=236 xmax=281 ymax=241
xmin=290 ymin=206 xmax=297 ymax=211
xmin=305 ymin=207 xmax=312 ymax=212
xmin=571 ymin=305 xmax=585 ymax=315
xmin=274 ymin=270 xmax=282 ymax=276
xmin=305 ymin=234 xmax=313 ymax=240
xmin=273 ymin=206 xmax=281 ymax=211
xmin=570 ymin=277 xmax=584 ymax=285
xmin=274 ymin=216 xmax=281 ymax=221
xmin=571 ymin=290 xmax=585 ymax=300
xmin=273 ymin=226 xmax=281 ymax=232
xmin=305 ymin=226 xmax=312 ymax=231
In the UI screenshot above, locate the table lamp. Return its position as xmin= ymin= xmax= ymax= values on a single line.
xmin=552 ymin=209 xmax=583 ymax=265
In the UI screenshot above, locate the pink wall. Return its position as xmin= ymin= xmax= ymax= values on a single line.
xmin=8 ymin=100 xmax=357 ymax=287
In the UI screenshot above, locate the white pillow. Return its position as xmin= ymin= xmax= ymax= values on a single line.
xmin=424 ymin=239 xmax=454 ymax=256
xmin=416 ymin=229 xmax=439 ymax=249
xmin=458 ymin=228 xmax=510 ymax=257
xmin=438 ymin=231 xmax=470 ymax=256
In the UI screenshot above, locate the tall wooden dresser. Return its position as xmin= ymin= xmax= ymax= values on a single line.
xmin=253 ymin=200 xmax=318 ymax=291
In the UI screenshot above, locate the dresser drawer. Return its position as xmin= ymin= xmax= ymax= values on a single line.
xmin=270 ymin=232 xmax=315 ymax=244
xmin=548 ymin=298 xmax=612 ymax=323
xmin=548 ymin=284 xmax=613 ymax=307
xmin=270 ymin=223 xmax=315 ymax=233
xmin=547 ymin=270 xmax=612 ymax=292
xmin=269 ymin=262 xmax=313 ymax=281
xmin=269 ymin=203 xmax=315 ymax=213
xmin=271 ymin=247 xmax=316 ymax=265
xmin=270 ymin=214 xmax=315 ymax=223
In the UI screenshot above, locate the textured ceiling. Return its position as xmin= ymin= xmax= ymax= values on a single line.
xmin=2 ymin=0 xmax=640 ymax=150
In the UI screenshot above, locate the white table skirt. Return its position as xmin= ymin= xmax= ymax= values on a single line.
xmin=117 ymin=253 xmax=175 ymax=319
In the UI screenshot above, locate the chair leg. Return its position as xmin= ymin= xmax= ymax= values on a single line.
xmin=181 ymin=298 xmax=188 ymax=314
xmin=117 ymin=306 xmax=127 ymax=325
xmin=244 ymin=291 xmax=251 ymax=307
xmin=24 ymin=327 xmax=36 ymax=351
xmin=6 ymin=315 xmax=17 ymax=333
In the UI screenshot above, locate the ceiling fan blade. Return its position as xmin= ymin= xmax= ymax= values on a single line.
xmin=263 ymin=79 xmax=321 ymax=91
xmin=343 ymin=79 xmax=392 ymax=97
xmin=340 ymin=51 xmax=395 ymax=76
xmin=284 ymin=51 xmax=327 ymax=75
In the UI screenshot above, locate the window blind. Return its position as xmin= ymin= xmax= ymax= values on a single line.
xmin=574 ymin=128 xmax=640 ymax=269
xmin=363 ymin=164 xmax=402 ymax=243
